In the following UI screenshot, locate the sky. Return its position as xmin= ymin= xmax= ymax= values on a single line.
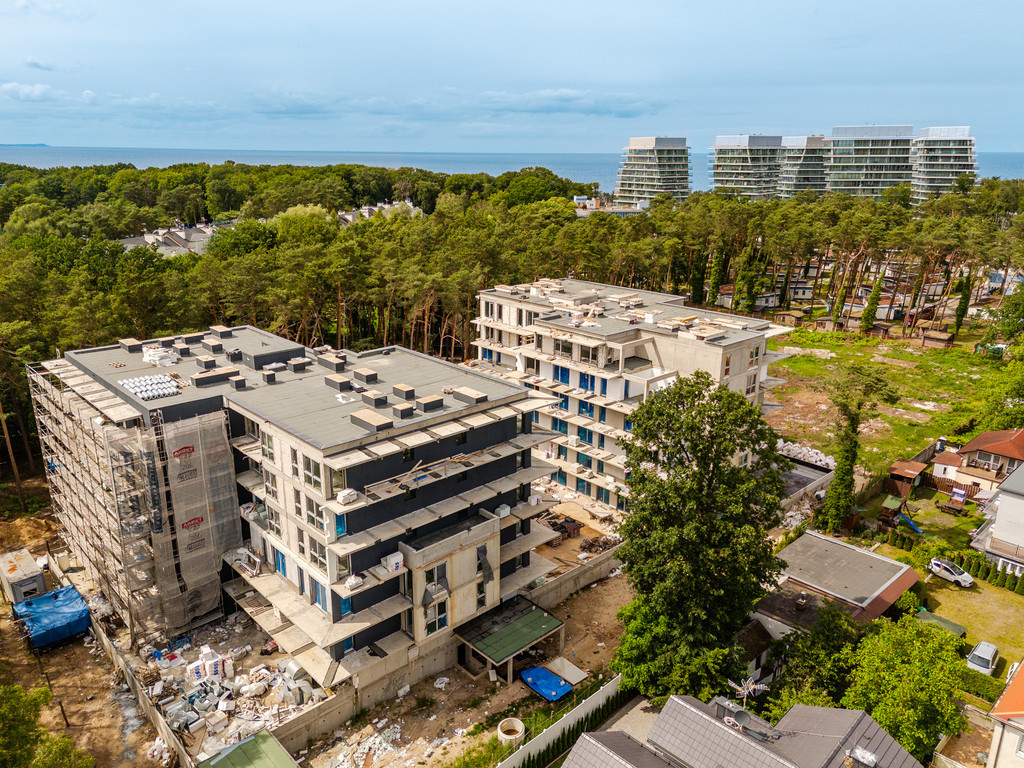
xmin=1 ymin=0 xmax=1022 ymax=153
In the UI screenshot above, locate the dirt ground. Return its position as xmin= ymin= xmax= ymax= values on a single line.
xmin=0 ymin=521 xmax=158 ymax=768
xmin=306 ymin=573 xmax=632 ymax=768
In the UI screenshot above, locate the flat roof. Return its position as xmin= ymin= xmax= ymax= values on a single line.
xmin=455 ymin=595 xmax=563 ymax=665
xmin=481 ymin=278 xmax=769 ymax=345
xmin=778 ymin=532 xmax=916 ymax=611
xmin=57 ymin=326 xmax=526 ymax=450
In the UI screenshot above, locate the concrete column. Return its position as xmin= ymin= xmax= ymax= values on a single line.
xmin=507 ymin=658 xmax=513 ymax=685
xmin=558 ymin=625 xmax=565 ymax=652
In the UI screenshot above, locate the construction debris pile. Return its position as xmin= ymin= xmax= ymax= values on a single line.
xmin=776 ymin=439 xmax=836 ymax=470
xmin=127 ymin=612 xmax=329 ymax=763
xmin=580 ymin=534 xmax=622 ymax=554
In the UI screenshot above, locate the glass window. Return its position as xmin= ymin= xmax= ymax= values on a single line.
xmin=310 ymin=539 xmax=326 ymax=571
xmin=260 ymin=432 xmax=275 ymax=462
xmin=746 ymin=374 xmax=758 ymax=396
xmin=553 ymin=365 xmax=570 ymax=385
xmin=456 ymin=431 xmax=468 ymax=445
xmin=557 ymin=445 xmax=568 ymax=460
xmin=723 ymin=354 xmax=731 ymax=377
xmin=330 ymin=467 xmax=345 ymax=496
xmin=340 ymin=596 xmax=352 ymax=615
xmin=624 ymin=419 xmax=633 ymax=432
xmin=599 ymin=406 xmax=606 ymax=423
xmin=551 ymin=418 xmax=568 ymax=435
xmin=302 ymin=455 xmax=322 ymax=492
xmin=578 ymin=400 xmax=595 ymax=418
xmin=559 ymin=394 xmax=569 ymax=410
xmin=297 ymin=529 xmax=306 ymax=556
xmin=293 ymin=489 xmax=302 ymax=518
xmin=578 ymin=426 xmax=594 ymax=445
xmin=578 ymin=453 xmax=593 ymax=469
xmin=555 ymin=339 xmax=573 ymax=358
xmin=335 ymin=553 xmax=351 ymax=579
xmin=335 ymin=513 xmax=347 ymax=536
xmin=749 ymin=344 xmax=760 ymax=368
xmin=305 ymin=496 xmax=325 ymax=532
xmin=262 ymin=468 xmax=279 ymax=500
xmin=267 ymin=506 xmax=281 ymax=536
xmin=291 ymin=448 xmax=300 ymax=479
xmin=426 ymin=563 xmax=447 ymax=590
xmin=600 ymin=378 xmax=608 ymax=396
xmin=403 ymin=448 xmax=415 ymax=462
xmin=426 ymin=599 xmax=448 ymax=635
xmin=476 ymin=581 xmax=487 ymax=610
xmin=244 ymin=417 xmax=260 ymax=438
xmin=310 ymin=578 xmax=327 ymax=611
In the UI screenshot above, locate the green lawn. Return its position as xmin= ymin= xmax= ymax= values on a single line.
xmin=767 ymin=329 xmax=1006 ymax=477
xmin=874 ymin=541 xmax=1024 ymax=680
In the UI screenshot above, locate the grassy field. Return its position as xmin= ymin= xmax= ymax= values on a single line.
xmin=766 ymin=328 xmax=1007 ymax=477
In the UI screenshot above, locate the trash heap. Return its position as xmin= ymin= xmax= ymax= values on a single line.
xmin=580 ymin=534 xmax=622 ymax=554
xmin=130 ymin=614 xmax=330 ymax=763
xmin=776 ymin=439 xmax=836 ymax=469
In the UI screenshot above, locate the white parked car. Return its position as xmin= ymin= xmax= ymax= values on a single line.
xmin=928 ymin=558 xmax=974 ymax=588
xmin=967 ymin=641 xmax=999 ymax=676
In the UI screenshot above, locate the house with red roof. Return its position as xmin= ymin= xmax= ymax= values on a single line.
xmin=986 ymin=664 xmax=1024 ymax=767
xmin=954 ymin=430 xmax=1024 ymax=491
xmin=932 ymin=448 xmax=963 ymax=480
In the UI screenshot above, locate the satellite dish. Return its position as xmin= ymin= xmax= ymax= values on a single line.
xmin=734 ymin=709 xmax=751 ymax=728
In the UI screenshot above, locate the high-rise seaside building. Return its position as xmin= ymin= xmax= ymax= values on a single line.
xmin=709 ymin=135 xmax=783 ymax=201
xmin=911 ymin=126 xmax=977 ymax=204
xmin=825 ymin=125 xmax=915 ymax=198
xmin=614 ymin=137 xmax=691 ymax=207
xmin=777 ymin=135 xmax=829 ymax=198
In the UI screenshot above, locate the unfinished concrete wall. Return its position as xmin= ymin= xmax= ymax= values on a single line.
xmin=271 ymin=685 xmax=358 ymax=754
xmin=527 ymin=546 xmax=622 ymax=610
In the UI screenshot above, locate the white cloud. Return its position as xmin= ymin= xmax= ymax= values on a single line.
xmin=0 ymin=81 xmax=59 ymax=101
xmin=24 ymin=57 xmax=54 ymax=71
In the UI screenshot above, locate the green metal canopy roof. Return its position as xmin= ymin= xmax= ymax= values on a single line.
xmin=455 ymin=595 xmax=564 ymax=665
xmin=197 ymin=731 xmax=298 ymax=768
xmin=882 ymin=495 xmax=904 ymax=511
xmin=916 ymin=610 xmax=968 ymax=638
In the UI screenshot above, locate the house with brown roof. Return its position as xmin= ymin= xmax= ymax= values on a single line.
xmin=956 ymin=430 xmax=1024 ymax=490
xmin=932 ymin=448 xmax=963 ymax=480
xmin=985 ymin=663 xmax=1024 ymax=767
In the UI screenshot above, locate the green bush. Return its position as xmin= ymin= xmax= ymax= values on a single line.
xmin=960 ymin=668 xmax=1006 ymax=702
xmin=978 ymin=563 xmax=991 ymax=581
xmin=1008 ymin=574 xmax=1020 ymax=593
xmin=895 ymin=590 xmax=920 ymax=614
xmin=1017 ymin=572 xmax=1024 ymax=595
xmin=996 ymin=570 xmax=1008 ymax=588
xmin=968 ymin=559 xmax=980 ymax=577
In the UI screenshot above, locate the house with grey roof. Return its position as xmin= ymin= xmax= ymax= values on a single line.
xmin=563 ymin=694 xmax=922 ymax=768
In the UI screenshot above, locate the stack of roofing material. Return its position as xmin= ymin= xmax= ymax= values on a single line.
xmin=13 ymin=585 xmax=92 ymax=649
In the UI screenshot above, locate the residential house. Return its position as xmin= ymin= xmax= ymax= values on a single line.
xmin=921 ymin=330 xmax=955 ymax=349
xmin=715 ymin=284 xmax=780 ymax=312
xmin=932 ymin=449 xmax=963 ymax=480
xmin=562 ymin=694 xmax=922 ymax=768
xmin=753 ymin=532 xmax=918 ymax=638
xmin=986 ymin=663 xmax=1024 ymax=767
xmin=956 ymin=430 xmax=1024 ymax=490
xmin=973 ymin=465 xmax=1024 ymax=576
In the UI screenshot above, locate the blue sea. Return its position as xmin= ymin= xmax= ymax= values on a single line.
xmin=2 ymin=145 xmax=1023 ymax=194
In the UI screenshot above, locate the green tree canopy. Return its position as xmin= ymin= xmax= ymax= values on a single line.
xmin=612 ymin=371 xmax=788 ymax=701
xmin=842 ymin=615 xmax=967 ymax=764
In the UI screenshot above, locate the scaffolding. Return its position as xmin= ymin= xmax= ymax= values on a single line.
xmin=28 ymin=361 xmax=242 ymax=647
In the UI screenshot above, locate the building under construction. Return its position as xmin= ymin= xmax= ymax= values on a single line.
xmin=29 ymin=326 xmax=563 ymax=697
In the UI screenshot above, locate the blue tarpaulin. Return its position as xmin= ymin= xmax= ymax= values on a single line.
xmin=13 ymin=585 xmax=91 ymax=649
xmin=521 ymin=666 xmax=572 ymax=702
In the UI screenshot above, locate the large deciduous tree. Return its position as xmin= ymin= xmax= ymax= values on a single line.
xmin=611 ymin=371 xmax=788 ymax=701
xmin=0 ymin=685 xmax=94 ymax=768
xmin=841 ymin=616 xmax=967 ymax=764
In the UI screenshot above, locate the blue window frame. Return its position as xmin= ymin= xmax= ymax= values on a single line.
xmin=342 ymin=637 xmax=354 ymax=653
xmin=623 ymin=380 xmax=630 ymax=399
xmin=624 ymin=419 xmax=634 ymax=432
xmin=335 ymin=513 xmax=347 ymax=536
xmin=576 ymin=478 xmax=592 ymax=495
xmin=600 ymin=378 xmax=608 ymax=396
xmin=298 ymin=567 xmax=305 ymax=595
xmin=559 ymin=394 xmax=569 ymax=410
xmin=598 ymin=434 xmax=605 ymax=449
xmin=551 ymin=418 xmax=568 ymax=435
xmin=599 ymin=406 xmax=606 ymax=423
xmin=578 ymin=453 xmax=593 ymax=469
xmin=340 ymin=596 xmax=352 ymax=616
xmin=579 ymin=372 xmax=595 ymax=392
xmin=578 ymin=400 xmax=594 ymax=418
xmin=578 ymin=426 xmax=594 ymax=445
xmin=555 ymin=469 xmax=567 ymax=485
xmin=597 ymin=460 xmax=604 ymax=474
xmin=554 ymin=365 xmax=570 ymax=385
xmin=481 ymin=348 xmax=493 ymax=361
xmin=597 ymin=487 xmax=610 ymax=504
xmin=557 ymin=445 xmax=568 ymax=460
xmin=617 ymin=496 xmax=630 ymax=513
xmin=532 ymin=411 xmax=539 ymax=423
xmin=495 ymin=352 xmax=502 ymax=365
xmin=275 ymin=549 xmax=287 ymax=578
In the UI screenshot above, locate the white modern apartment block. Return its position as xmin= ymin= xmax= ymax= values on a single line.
xmin=911 ymin=126 xmax=977 ymax=203
xmin=825 ymin=125 xmax=915 ymax=198
xmin=29 ymin=326 xmax=564 ymax=697
xmin=777 ymin=135 xmax=828 ymax=198
xmin=614 ymin=137 xmax=691 ymax=208
xmin=709 ymin=135 xmax=783 ymax=201
xmin=468 ymin=279 xmax=778 ymax=512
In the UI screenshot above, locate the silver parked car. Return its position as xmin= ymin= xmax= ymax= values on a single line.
xmin=928 ymin=558 xmax=974 ymax=588
xmin=967 ymin=641 xmax=999 ymax=676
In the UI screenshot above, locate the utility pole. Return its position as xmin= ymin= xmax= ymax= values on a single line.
xmin=0 ymin=393 xmax=28 ymax=515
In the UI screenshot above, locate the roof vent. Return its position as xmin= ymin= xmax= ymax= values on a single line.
xmin=351 ymin=408 xmax=393 ymax=433
xmin=173 ymin=342 xmax=191 ymax=357
xmin=196 ymin=355 xmax=217 ymax=370
xmin=209 ymin=324 xmax=234 ymax=339
xmin=325 ymin=374 xmax=351 ymax=391
xmin=416 ymin=395 xmax=444 ymax=413
xmin=119 ymin=338 xmax=143 ymax=353
xmin=287 ymin=357 xmax=311 ymax=373
xmin=361 ymin=389 xmax=388 ymax=408
xmin=316 ymin=353 xmax=347 ymax=373
xmin=262 ymin=370 xmax=277 ymax=384
xmin=452 ymin=386 xmax=488 ymax=405
xmin=182 ymin=332 xmax=205 ymax=344
xmin=201 ymin=338 xmax=223 ymax=354
xmin=225 ymin=348 xmax=243 ymax=363
xmin=393 ymin=402 xmax=415 ymax=420
xmin=228 ymin=375 xmax=247 ymax=390
xmin=392 ymin=384 xmax=416 ymax=401
xmin=353 ymin=367 xmax=378 ymax=384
